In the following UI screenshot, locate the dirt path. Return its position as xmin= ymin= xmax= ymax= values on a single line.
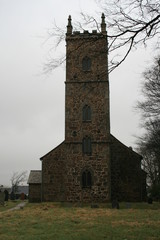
xmin=7 ymin=201 xmax=27 ymax=211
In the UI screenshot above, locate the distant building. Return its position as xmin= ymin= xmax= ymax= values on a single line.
xmin=28 ymin=170 xmax=41 ymax=202
xmin=0 ymin=185 xmax=28 ymax=200
xmin=28 ymin=14 xmax=146 ymax=203
xmin=15 ymin=186 xmax=29 ymax=196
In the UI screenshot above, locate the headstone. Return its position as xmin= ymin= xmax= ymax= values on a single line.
xmin=4 ymin=189 xmax=9 ymax=201
xmin=10 ymin=191 xmax=15 ymax=200
xmin=112 ymin=199 xmax=119 ymax=209
xmin=148 ymin=197 xmax=153 ymax=204
xmin=20 ymin=192 xmax=25 ymax=200
xmin=0 ymin=191 xmax=5 ymax=206
xmin=126 ymin=202 xmax=131 ymax=209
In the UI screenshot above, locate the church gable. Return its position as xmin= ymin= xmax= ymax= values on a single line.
xmin=41 ymin=141 xmax=67 ymax=202
xmin=40 ymin=141 xmax=65 ymax=161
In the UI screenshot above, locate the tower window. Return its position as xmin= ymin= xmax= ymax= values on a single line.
xmin=83 ymin=105 xmax=91 ymax=121
xmin=82 ymin=170 xmax=92 ymax=188
xmin=82 ymin=136 xmax=92 ymax=155
xmin=82 ymin=56 xmax=91 ymax=71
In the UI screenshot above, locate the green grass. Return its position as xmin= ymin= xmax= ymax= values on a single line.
xmin=0 ymin=200 xmax=22 ymax=212
xmin=0 ymin=202 xmax=160 ymax=239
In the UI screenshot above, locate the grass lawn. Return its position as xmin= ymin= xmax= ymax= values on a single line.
xmin=0 ymin=200 xmax=22 ymax=212
xmin=0 ymin=202 xmax=160 ymax=240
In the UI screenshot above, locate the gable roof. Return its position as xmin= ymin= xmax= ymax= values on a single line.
xmin=27 ymin=170 xmax=42 ymax=184
xmin=110 ymin=134 xmax=143 ymax=159
xmin=40 ymin=141 xmax=65 ymax=161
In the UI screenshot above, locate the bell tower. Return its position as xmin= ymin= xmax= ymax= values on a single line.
xmin=64 ymin=14 xmax=111 ymax=202
xmin=65 ymin=14 xmax=110 ymax=143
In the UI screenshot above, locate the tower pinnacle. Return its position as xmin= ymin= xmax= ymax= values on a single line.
xmin=67 ymin=15 xmax=73 ymax=35
xmin=101 ymin=13 xmax=106 ymax=34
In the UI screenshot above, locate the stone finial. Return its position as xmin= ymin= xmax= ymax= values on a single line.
xmin=101 ymin=13 xmax=106 ymax=34
xmin=67 ymin=15 xmax=73 ymax=35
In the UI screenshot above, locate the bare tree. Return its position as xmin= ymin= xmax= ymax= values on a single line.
xmin=136 ymin=56 xmax=160 ymax=198
xmin=44 ymin=0 xmax=160 ymax=74
xmin=137 ymin=56 xmax=160 ymax=119
xmin=97 ymin=0 xmax=160 ymax=72
xmin=137 ymin=120 xmax=160 ymax=199
xmin=138 ymin=120 xmax=160 ymax=185
xmin=10 ymin=171 xmax=27 ymax=196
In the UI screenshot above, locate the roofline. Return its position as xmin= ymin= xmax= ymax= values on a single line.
xmin=40 ymin=141 xmax=65 ymax=161
xmin=30 ymin=170 xmax=41 ymax=172
xmin=110 ymin=134 xmax=143 ymax=160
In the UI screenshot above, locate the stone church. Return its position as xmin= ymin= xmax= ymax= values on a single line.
xmin=28 ymin=14 xmax=146 ymax=203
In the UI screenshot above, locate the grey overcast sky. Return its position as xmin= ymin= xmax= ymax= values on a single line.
xmin=0 ymin=0 xmax=156 ymax=186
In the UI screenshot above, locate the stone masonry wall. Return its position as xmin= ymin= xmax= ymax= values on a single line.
xmin=41 ymin=134 xmax=146 ymax=202
xmin=64 ymin=31 xmax=111 ymax=202
xmin=42 ymin=142 xmax=67 ymax=202
xmin=64 ymin=142 xmax=110 ymax=202
xmin=110 ymin=135 xmax=144 ymax=202
xmin=42 ymin=141 xmax=111 ymax=202
xmin=29 ymin=184 xmax=41 ymax=203
xmin=65 ymin=34 xmax=110 ymax=143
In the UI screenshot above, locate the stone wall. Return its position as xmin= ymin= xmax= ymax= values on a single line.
xmin=64 ymin=142 xmax=110 ymax=202
xmin=41 ymin=142 xmax=67 ymax=202
xmin=41 ymin=134 xmax=146 ymax=202
xmin=28 ymin=184 xmax=41 ymax=202
xmin=110 ymin=135 xmax=145 ymax=202
xmin=65 ymin=33 xmax=110 ymax=144
xmin=41 ymin=141 xmax=111 ymax=202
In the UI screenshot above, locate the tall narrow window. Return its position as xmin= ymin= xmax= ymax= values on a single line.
xmin=82 ymin=136 xmax=92 ymax=155
xmin=83 ymin=105 xmax=91 ymax=121
xmin=82 ymin=56 xmax=91 ymax=71
xmin=82 ymin=170 xmax=92 ymax=188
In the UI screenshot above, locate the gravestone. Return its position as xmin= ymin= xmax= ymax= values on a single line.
xmin=10 ymin=191 xmax=15 ymax=200
xmin=126 ymin=202 xmax=131 ymax=209
xmin=148 ymin=197 xmax=153 ymax=204
xmin=0 ymin=191 xmax=5 ymax=206
xmin=4 ymin=189 xmax=9 ymax=201
xmin=20 ymin=192 xmax=25 ymax=200
xmin=112 ymin=199 xmax=119 ymax=209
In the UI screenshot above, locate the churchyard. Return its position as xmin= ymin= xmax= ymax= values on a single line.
xmin=0 ymin=201 xmax=160 ymax=240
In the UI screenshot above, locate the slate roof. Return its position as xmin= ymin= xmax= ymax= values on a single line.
xmin=27 ymin=170 xmax=42 ymax=184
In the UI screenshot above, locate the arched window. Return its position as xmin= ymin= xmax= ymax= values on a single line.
xmin=82 ymin=56 xmax=91 ymax=71
xmin=82 ymin=170 xmax=92 ymax=188
xmin=82 ymin=105 xmax=91 ymax=121
xmin=82 ymin=136 xmax=92 ymax=155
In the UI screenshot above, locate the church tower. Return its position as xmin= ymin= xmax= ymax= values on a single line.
xmin=37 ymin=13 xmax=146 ymax=204
xmin=64 ymin=14 xmax=111 ymax=202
